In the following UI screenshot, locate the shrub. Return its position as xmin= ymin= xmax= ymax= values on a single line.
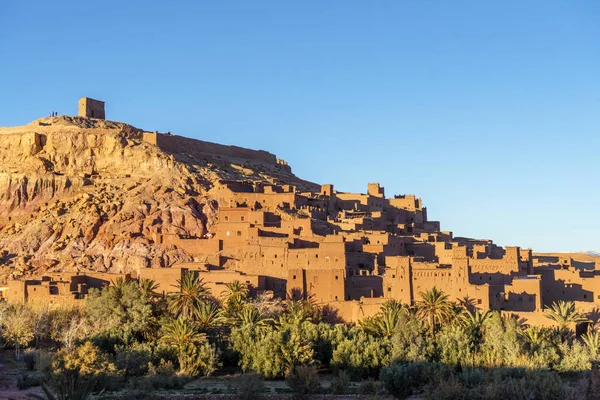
xmin=127 ymin=374 xmax=190 ymax=391
xmin=36 ymin=351 xmax=53 ymax=374
xmin=380 ymin=361 xmax=451 ymax=399
xmin=16 ymin=372 xmax=41 ymax=389
xmin=231 ymin=373 xmax=264 ymax=400
xmin=148 ymin=359 xmax=176 ymax=376
xmin=285 ymin=365 xmax=320 ymax=399
xmin=422 ymin=377 xmax=465 ymax=400
xmin=115 ymin=345 xmax=151 ymax=377
xmin=23 ymin=350 xmax=37 ymax=371
xmin=330 ymin=370 xmax=350 ymax=394
xmin=457 ymin=368 xmax=486 ymax=388
xmin=358 ymin=379 xmax=383 ymax=396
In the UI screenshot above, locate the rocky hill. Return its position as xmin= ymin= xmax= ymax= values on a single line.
xmin=0 ymin=116 xmax=316 ymax=282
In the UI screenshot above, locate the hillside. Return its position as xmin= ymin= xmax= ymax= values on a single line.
xmin=0 ymin=116 xmax=317 ymax=282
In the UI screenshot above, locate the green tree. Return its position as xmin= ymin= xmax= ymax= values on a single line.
xmin=160 ymin=317 xmax=208 ymax=375
xmin=3 ymin=304 xmax=35 ymax=360
xmin=391 ymin=311 xmax=433 ymax=363
xmin=85 ymin=279 xmax=154 ymax=344
xmin=582 ymin=330 xmax=600 ymax=360
xmin=415 ymin=287 xmax=454 ymax=336
xmin=168 ymin=272 xmax=210 ymax=318
xmin=359 ymin=300 xmax=406 ymax=338
xmin=545 ymin=300 xmax=589 ymax=333
xmin=220 ymin=280 xmax=249 ymax=316
xmin=139 ymin=278 xmax=160 ymax=300
xmin=331 ymin=328 xmax=391 ymax=379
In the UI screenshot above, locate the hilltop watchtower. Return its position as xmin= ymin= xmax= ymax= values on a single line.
xmin=78 ymin=97 xmax=105 ymax=119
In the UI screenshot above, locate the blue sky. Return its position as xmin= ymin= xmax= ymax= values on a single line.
xmin=1 ymin=1 xmax=598 ymax=252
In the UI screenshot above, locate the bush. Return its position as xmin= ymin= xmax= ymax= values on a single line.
xmin=23 ymin=350 xmax=37 ymax=371
xmin=380 ymin=361 xmax=451 ymax=399
xmin=330 ymin=370 xmax=350 ymax=394
xmin=148 ymin=359 xmax=176 ymax=376
xmin=358 ymin=379 xmax=383 ymax=396
xmin=422 ymin=377 xmax=465 ymax=400
xmin=16 ymin=372 xmax=41 ymax=390
xmin=457 ymin=368 xmax=486 ymax=388
xmin=115 ymin=345 xmax=151 ymax=377
xmin=127 ymin=374 xmax=190 ymax=391
xmin=285 ymin=365 xmax=320 ymax=399
xmin=231 ymin=373 xmax=264 ymax=400
xmin=36 ymin=351 xmax=53 ymax=374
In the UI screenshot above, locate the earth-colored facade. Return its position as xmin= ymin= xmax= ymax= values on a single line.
xmin=1 ymin=100 xmax=598 ymax=326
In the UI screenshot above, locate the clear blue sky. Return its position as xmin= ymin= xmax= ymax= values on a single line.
xmin=1 ymin=1 xmax=598 ymax=252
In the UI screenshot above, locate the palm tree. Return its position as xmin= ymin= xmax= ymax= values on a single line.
xmin=523 ymin=326 xmax=546 ymax=354
xmin=359 ymin=300 xmax=406 ymax=338
xmin=221 ymin=280 xmax=249 ymax=314
xmin=168 ymin=272 xmax=210 ymax=318
xmin=582 ymin=330 xmax=600 ymax=359
xmin=139 ymin=278 xmax=160 ymax=299
xmin=280 ymin=300 xmax=313 ymax=327
xmin=460 ymin=309 xmax=491 ymax=331
xmin=545 ymin=300 xmax=589 ymax=332
xmin=161 ymin=318 xmax=206 ymax=350
xmin=195 ymin=301 xmax=226 ymax=332
xmin=161 ymin=317 xmax=207 ymax=375
xmin=415 ymin=287 xmax=454 ymax=335
xmin=236 ymin=304 xmax=273 ymax=332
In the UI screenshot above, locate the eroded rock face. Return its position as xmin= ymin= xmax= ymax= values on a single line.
xmin=0 ymin=116 xmax=314 ymax=281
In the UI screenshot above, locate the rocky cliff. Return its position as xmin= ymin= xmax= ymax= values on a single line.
xmin=0 ymin=116 xmax=316 ymax=281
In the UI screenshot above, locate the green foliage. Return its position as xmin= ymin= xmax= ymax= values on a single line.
xmin=285 ymin=365 xmax=320 ymax=399
xmin=28 ymin=370 xmax=102 ymax=400
xmin=230 ymin=373 xmax=265 ymax=400
xmin=359 ymin=300 xmax=406 ymax=338
xmin=168 ymin=272 xmax=210 ymax=318
xmin=23 ymin=349 xmax=38 ymax=371
xmin=331 ymin=328 xmax=391 ymax=379
xmin=115 ymin=345 xmax=151 ymax=377
xmin=330 ymin=370 xmax=350 ymax=394
xmin=3 ymin=303 xmax=35 ymax=359
xmin=380 ymin=361 xmax=451 ymax=399
xmin=545 ymin=300 xmax=589 ymax=331
xmin=85 ymin=278 xmax=155 ymax=344
xmin=415 ymin=286 xmax=454 ymax=336
xmin=391 ymin=311 xmax=433 ymax=363
xmin=436 ymin=324 xmax=473 ymax=366
xmin=17 ymin=371 xmax=42 ymax=389
xmin=159 ymin=317 xmax=220 ymax=376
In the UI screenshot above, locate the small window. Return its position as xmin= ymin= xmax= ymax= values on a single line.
xmin=335 ymin=275 xmax=338 ymax=280
xmin=293 ymin=275 xmax=297 ymax=279
xmin=237 ymin=231 xmax=241 ymax=236
xmin=241 ymin=216 xmax=245 ymax=221
xmin=224 ymin=216 xmax=229 ymax=221
xmin=477 ymin=299 xmax=482 ymax=304
xmin=392 ymin=275 xmax=396 ymax=279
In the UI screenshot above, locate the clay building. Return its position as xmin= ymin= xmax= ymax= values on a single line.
xmin=78 ymin=97 xmax=105 ymax=119
xmin=4 ymin=180 xmax=594 ymax=327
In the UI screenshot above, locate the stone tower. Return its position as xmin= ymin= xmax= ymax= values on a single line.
xmin=78 ymin=97 xmax=105 ymax=119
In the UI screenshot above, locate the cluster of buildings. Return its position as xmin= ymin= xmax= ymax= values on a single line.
xmin=2 ymin=99 xmax=597 ymax=323
xmin=6 ymin=179 xmax=599 ymax=324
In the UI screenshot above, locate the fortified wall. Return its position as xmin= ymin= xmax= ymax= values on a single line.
xmin=142 ymin=132 xmax=291 ymax=172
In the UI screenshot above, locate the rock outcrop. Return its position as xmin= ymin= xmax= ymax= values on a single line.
xmin=0 ymin=116 xmax=316 ymax=281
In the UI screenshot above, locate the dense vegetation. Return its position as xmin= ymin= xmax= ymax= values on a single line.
xmin=1 ymin=273 xmax=600 ymax=399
